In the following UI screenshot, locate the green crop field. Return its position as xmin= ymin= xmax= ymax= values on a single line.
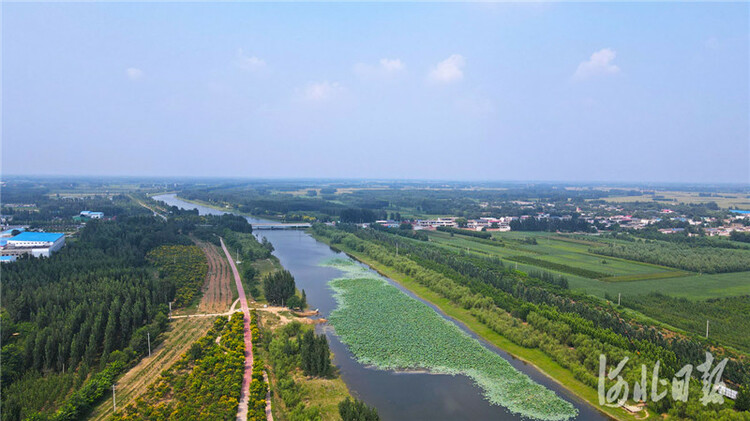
xmin=428 ymin=230 xmax=675 ymax=278
xmin=426 ymin=230 xmax=750 ymax=300
xmin=570 ymin=271 xmax=750 ymax=301
xmin=324 ymin=258 xmax=578 ymax=421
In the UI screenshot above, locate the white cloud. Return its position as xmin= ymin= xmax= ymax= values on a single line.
xmin=378 ymin=58 xmax=404 ymax=73
xmin=126 ymin=67 xmax=143 ymax=80
xmin=236 ymin=49 xmax=266 ymax=71
xmin=428 ymin=54 xmax=465 ymax=83
xmin=703 ymin=36 xmax=720 ymax=50
xmin=301 ymin=81 xmax=343 ymax=101
xmin=354 ymin=58 xmax=405 ymax=78
xmin=573 ymin=48 xmax=620 ymax=80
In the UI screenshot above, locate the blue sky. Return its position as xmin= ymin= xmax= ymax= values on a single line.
xmin=2 ymin=2 xmax=748 ymax=183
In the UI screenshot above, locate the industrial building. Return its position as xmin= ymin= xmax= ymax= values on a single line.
xmin=80 ymin=211 xmax=104 ymax=219
xmin=2 ymin=232 xmax=66 ymax=258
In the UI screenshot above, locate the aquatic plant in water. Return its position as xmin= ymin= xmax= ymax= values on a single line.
xmin=323 ymin=258 xmax=578 ymax=421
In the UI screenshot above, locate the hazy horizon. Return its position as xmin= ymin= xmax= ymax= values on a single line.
xmin=3 ymin=2 xmax=748 ymax=183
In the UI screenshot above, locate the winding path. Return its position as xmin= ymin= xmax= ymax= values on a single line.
xmin=220 ymin=238 xmax=253 ymax=421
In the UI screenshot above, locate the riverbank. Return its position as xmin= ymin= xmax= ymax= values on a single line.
xmin=151 ymin=193 xmax=287 ymax=222
xmin=257 ymin=307 xmax=353 ymax=421
xmin=310 ymin=231 xmax=637 ymax=421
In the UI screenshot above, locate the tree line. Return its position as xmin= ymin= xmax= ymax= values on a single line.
xmin=311 ymin=223 xmax=750 ymax=419
xmin=591 ymin=241 xmax=750 ymax=273
xmin=509 ymin=216 xmax=594 ymax=233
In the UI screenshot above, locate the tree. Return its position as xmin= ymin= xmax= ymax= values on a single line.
xmin=263 ymin=270 xmax=296 ymax=306
xmin=339 ymin=398 xmax=379 ymax=421
xmin=736 ymin=385 xmax=750 ymax=412
xmin=287 ymin=295 xmax=301 ymax=310
xmin=300 ymin=330 xmax=331 ymax=377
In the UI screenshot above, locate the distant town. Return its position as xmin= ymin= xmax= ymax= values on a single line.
xmin=356 ymin=206 xmax=750 ymax=237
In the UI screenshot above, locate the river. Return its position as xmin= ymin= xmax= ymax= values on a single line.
xmin=153 ymin=194 xmax=609 ymax=421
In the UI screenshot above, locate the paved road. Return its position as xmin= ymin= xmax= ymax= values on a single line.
xmin=220 ymin=238 xmax=253 ymax=421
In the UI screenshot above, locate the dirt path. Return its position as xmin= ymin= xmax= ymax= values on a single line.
xmin=257 ymin=306 xmax=325 ymax=325
xmin=220 ymin=237 xmax=254 ymax=421
xmin=263 ymin=371 xmax=274 ymax=421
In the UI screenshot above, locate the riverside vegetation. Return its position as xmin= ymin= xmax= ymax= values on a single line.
xmin=312 ymin=223 xmax=750 ymax=420
xmin=260 ymin=318 xmax=352 ymax=421
xmin=324 ymin=258 xmax=578 ymax=421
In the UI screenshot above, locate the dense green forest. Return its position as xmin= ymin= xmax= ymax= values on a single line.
xmin=591 ymin=241 xmax=750 ymax=273
xmin=312 ymin=223 xmax=750 ymax=420
xmin=1 ymin=216 xmax=190 ymax=420
xmin=113 ymin=315 xmax=245 ymax=420
xmin=0 ymin=196 xmax=257 ymax=420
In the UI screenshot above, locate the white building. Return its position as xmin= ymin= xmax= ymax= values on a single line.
xmin=5 ymin=232 xmax=66 ymax=257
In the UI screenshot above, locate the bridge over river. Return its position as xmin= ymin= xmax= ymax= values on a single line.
xmin=252 ymin=223 xmax=311 ymax=230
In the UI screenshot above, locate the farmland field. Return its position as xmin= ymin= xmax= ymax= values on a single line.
xmin=600 ymin=190 xmax=750 ymax=208
xmin=430 ymin=230 xmax=675 ymax=278
xmin=623 ymin=294 xmax=750 ymax=353
xmin=324 ymin=258 xmax=578 ymax=421
xmin=88 ymin=317 xmax=215 ymax=420
xmin=426 ymin=230 xmax=750 ymax=300
xmin=570 ymin=271 xmax=750 ymax=300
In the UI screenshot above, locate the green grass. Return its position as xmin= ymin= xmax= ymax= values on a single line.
xmin=324 ymin=258 xmax=578 ymax=421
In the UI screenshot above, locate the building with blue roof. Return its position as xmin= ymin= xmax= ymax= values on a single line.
xmin=0 ymin=255 xmax=17 ymax=263
xmin=5 ymin=232 xmax=66 ymax=257
xmin=0 ymin=227 xmax=25 ymax=237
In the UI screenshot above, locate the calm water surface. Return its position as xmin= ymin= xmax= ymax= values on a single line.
xmin=153 ymin=194 xmax=609 ymax=421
